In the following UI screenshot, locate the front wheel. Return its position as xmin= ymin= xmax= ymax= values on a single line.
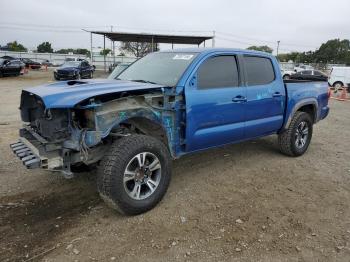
xmin=97 ymin=135 xmax=172 ymax=215
xmin=278 ymin=111 xmax=313 ymax=157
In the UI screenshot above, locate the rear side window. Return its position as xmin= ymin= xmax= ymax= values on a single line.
xmin=302 ymin=70 xmax=312 ymax=75
xmin=243 ymin=56 xmax=275 ymax=86
xmin=198 ymin=56 xmax=239 ymax=88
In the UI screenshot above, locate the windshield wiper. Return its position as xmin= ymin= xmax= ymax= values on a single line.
xmin=130 ymin=79 xmax=158 ymax=85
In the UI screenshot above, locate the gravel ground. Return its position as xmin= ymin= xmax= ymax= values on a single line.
xmin=0 ymin=70 xmax=350 ymax=262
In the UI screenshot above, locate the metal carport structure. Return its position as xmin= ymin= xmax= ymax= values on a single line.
xmin=85 ymin=30 xmax=215 ymax=71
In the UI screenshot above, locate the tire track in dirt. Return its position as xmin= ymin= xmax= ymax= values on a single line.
xmin=0 ymin=181 xmax=101 ymax=261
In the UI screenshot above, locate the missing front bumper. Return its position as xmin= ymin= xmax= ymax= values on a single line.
xmin=10 ymin=138 xmax=48 ymax=169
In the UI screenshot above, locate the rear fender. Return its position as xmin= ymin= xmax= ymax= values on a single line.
xmin=282 ymin=98 xmax=318 ymax=130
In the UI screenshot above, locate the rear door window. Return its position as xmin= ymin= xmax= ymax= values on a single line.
xmin=197 ymin=56 xmax=239 ymax=88
xmin=243 ymin=56 xmax=275 ymax=86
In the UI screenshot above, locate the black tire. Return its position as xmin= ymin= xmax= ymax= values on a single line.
xmin=97 ymin=135 xmax=172 ymax=215
xmin=283 ymin=74 xmax=290 ymax=80
xmin=278 ymin=111 xmax=313 ymax=157
xmin=333 ymin=81 xmax=343 ymax=92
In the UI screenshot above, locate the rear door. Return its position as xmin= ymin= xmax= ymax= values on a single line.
xmin=185 ymin=54 xmax=246 ymax=152
xmin=243 ymin=55 xmax=286 ymax=138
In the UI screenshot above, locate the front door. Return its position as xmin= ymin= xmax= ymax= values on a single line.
xmin=185 ymin=55 xmax=246 ymax=152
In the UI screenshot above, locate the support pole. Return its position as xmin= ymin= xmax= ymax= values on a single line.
xmin=204 ymin=40 xmax=206 ymax=48
xmin=113 ymin=41 xmax=115 ymax=65
xmin=103 ymin=34 xmax=106 ymax=72
xmin=151 ymin=36 xmax=154 ymax=52
xmin=276 ymin=40 xmax=280 ymax=58
xmin=172 ymin=42 xmax=173 ymax=49
xmin=90 ymin=32 xmax=93 ymax=64
xmin=212 ymin=30 xmax=216 ymax=47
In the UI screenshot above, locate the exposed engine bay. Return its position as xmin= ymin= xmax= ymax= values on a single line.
xmin=14 ymin=88 xmax=179 ymax=178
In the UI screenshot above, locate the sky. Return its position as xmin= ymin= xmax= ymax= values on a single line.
xmin=1 ymin=0 xmax=350 ymax=55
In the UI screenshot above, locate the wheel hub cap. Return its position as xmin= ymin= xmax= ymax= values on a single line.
xmin=123 ymin=152 xmax=161 ymax=200
xmin=295 ymin=121 xmax=309 ymax=149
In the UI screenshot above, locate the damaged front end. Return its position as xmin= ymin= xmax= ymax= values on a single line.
xmin=12 ymin=84 xmax=180 ymax=178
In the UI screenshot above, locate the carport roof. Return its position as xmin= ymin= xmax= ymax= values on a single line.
xmin=86 ymin=30 xmax=214 ymax=45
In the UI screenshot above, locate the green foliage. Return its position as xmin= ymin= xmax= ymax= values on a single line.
xmin=55 ymin=48 xmax=90 ymax=57
xmin=120 ymin=42 xmax=159 ymax=57
xmin=100 ymin=48 xmax=111 ymax=56
xmin=37 ymin=42 xmax=53 ymax=53
xmin=277 ymin=39 xmax=350 ymax=65
xmin=7 ymin=41 xmax=27 ymax=52
xmin=247 ymin=45 xmax=273 ymax=53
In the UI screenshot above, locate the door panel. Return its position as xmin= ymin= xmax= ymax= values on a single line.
xmin=185 ymin=55 xmax=246 ymax=152
xmin=243 ymin=56 xmax=285 ymax=138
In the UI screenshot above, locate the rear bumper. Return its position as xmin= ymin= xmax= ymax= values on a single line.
xmin=320 ymin=106 xmax=330 ymax=120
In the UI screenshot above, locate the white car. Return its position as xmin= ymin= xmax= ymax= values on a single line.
xmin=294 ymin=64 xmax=314 ymax=72
xmin=281 ymin=69 xmax=296 ymax=80
xmin=328 ymin=66 xmax=350 ymax=90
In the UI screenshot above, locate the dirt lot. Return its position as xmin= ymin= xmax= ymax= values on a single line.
xmin=0 ymin=70 xmax=350 ymax=262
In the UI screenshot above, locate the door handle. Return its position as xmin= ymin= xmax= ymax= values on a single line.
xmin=232 ymin=95 xmax=247 ymax=103
xmin=272 ymin=92 xmax=282 ymax=98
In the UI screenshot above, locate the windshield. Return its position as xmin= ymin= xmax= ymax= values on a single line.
xmin=62 ymin=61 xmax=80 ymax=67
xmin=108 ymin=64 xmax=130 ymax=79
xmin=117 ymin=52 xmax=198 ymax=86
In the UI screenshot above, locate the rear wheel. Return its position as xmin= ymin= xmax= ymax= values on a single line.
xmin=333 ymin=81 xmax=343 ymax=92
xmin=278 ymin=111 xmax=313 ymax=157
xmin=97 ymin=135 xmax=172 ymax=215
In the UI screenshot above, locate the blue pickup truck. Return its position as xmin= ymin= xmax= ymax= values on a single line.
xmin=12 ymin=48 xmax=329 ymax=215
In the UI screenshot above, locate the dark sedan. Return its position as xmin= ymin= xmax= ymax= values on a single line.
xmin=20 ymin=58 xmax=41 ymax=69
xmin=54 ymin=60 xmax=94 ymax=80
xmin=0 ymin=58 xmax=23 ymax=77
xmin=290 ymin=70 xmax=328 ymax=82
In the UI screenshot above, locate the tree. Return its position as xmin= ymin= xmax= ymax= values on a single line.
xmin=37 ymin=42 xmax=53 ymax=53
xmin=120 ymin=42 xmax=159 ymax=57
xmin=75 ymin=48 xmax=90 ymax=57
xmin=247 ymin=45 xmax=273 ymax=53
xmin=313 ymin=39 xmax=350 ymax=64
xmin=277 ymin=39 xmax=350 ymax=65
xmin=100 ymin=48 xmax=111 ymax=56
xmin=55 ymin=48 xmax=75 ymax=54
xmin=55 ymin=48 xmax=90 ymax=57
xmin=7 ymin=41 xmax=27 ymax=52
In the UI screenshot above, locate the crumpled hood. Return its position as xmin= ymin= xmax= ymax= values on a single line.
xmin=24 ymin=79 xmax=164 ymax=108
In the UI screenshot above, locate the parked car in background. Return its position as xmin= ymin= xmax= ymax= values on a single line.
xmin=281 ymin=69 xmax=295 ymax=80
xmin=20 ymin=58 xmax=41 ymax=69
xmin=41 ymin=59 xmax=53 ymax=67
xmin=64 ymin=57 xmax=86 ymax=62
xmin=294 ymin=64 xmax=314 ymax=72
xmin=0 ymin=58 xmax=22 ymax=77
xmin=13 ymin=48 xmax=330 ymax=215
xmin=328 ymin=67 xmax=350 ymax=90
xmin=54 ymin=60 xmax=94 ymax=80
xmin=0 ymin=55 xmax=16 ymax=60
xmin=290 ymin=70 xmax=328 ymax=82
xmin=107 ymin=63 xmax=131 ymax=79
xmin=108 ymin=62 xmax=121 ymax=73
